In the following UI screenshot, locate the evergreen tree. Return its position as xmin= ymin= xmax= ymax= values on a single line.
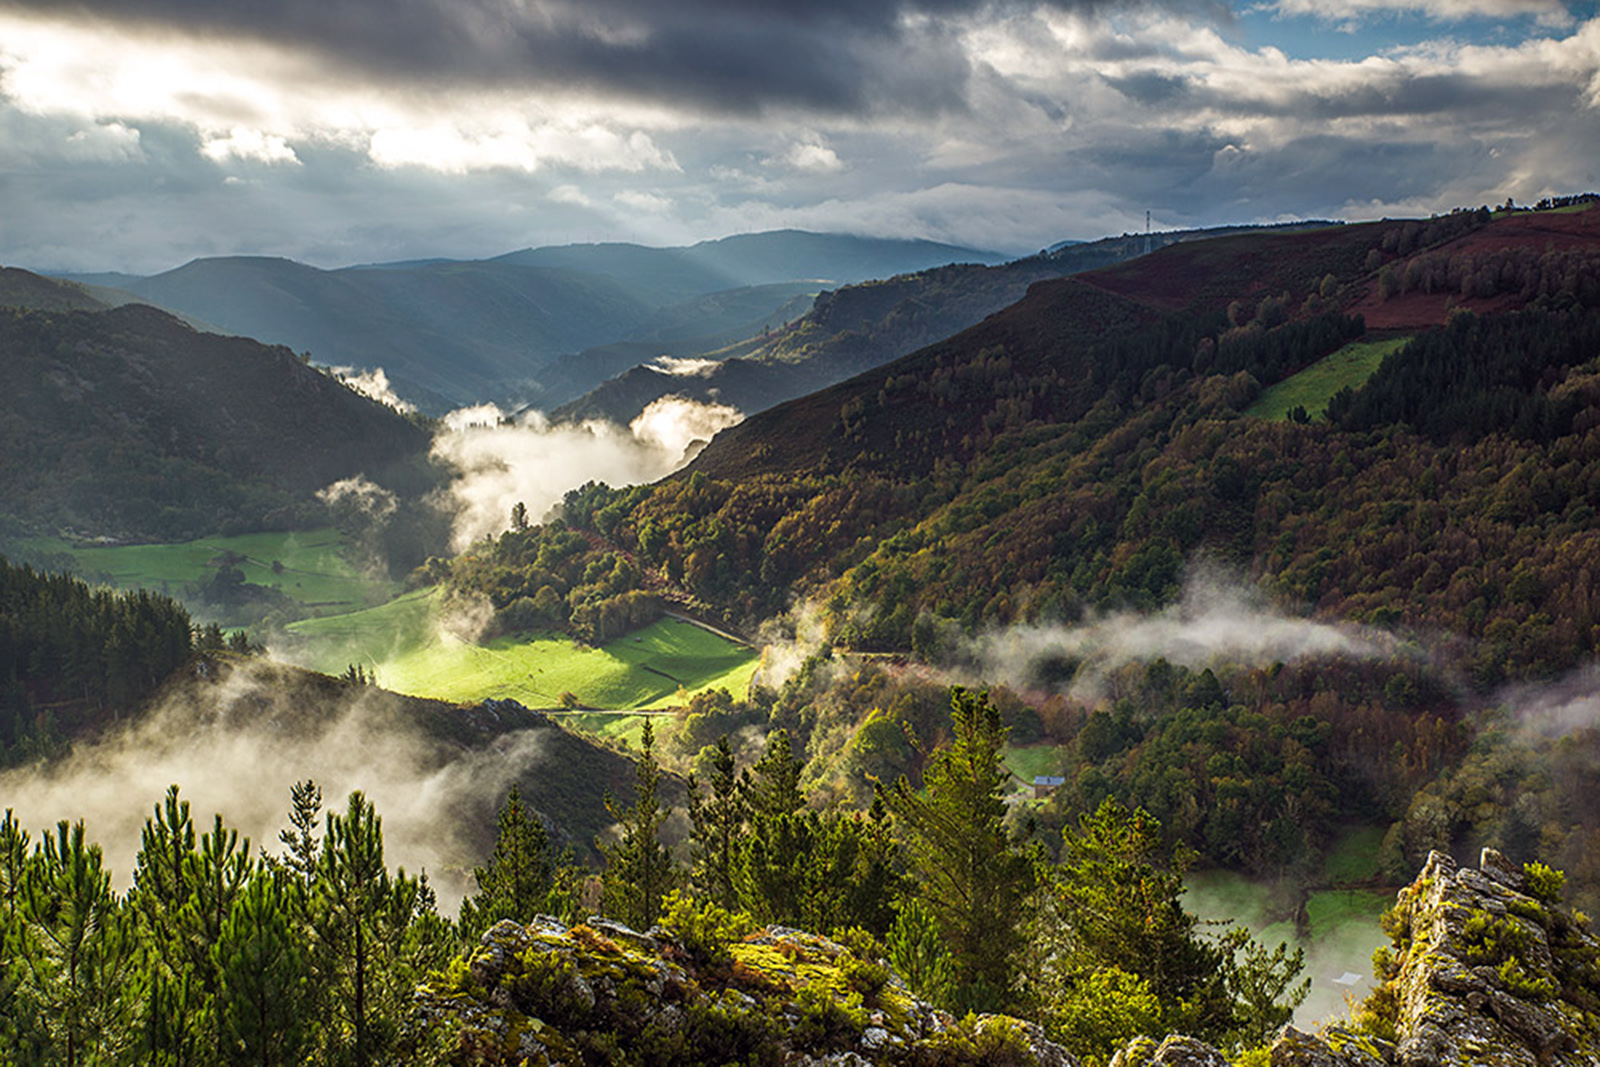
xmin=744 ymin=728 xmax=805 ymax=820
xmin=459 ymin=784 xmax=554 ymax=939
xmin=885 ymin=897 xmax=955 ymax=1006
xmin=276 ymin=779 xmax=323 ymax=884
xmin=211 ymin=869 xmax=310 ymax=1067
xmin=732 ymin=728 xmax=814 ymax=924
xmin=0 ymin=810 xmax=45 ymax=1065
xmin=182 ymin=813 xmax=253 ymax=1060
xmin=687 ymin=735 xmax=744 ymax=910
xmin=312 ymin=791 xmax=393 ymax=1067
xmin=879 ymin=688 xmax=1035 ymax=1014
xmin=600 ymin=720 xmax=675 ymax=930
xmin=22 ymin=821 xmax=137 ymax=1067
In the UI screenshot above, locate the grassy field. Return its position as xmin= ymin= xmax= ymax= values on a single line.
xmin=10 ymin=528 xmax=395 ymax=620
xmin=1004 ymin=744 xmax=1066 ymax=785
xmin=283 ymin=591 xmax=759 ymax=711
xmin=1247 ymin=337 xmax=1412 ymax=421
xmin=561 ymin=711 xmax=659 ymax=748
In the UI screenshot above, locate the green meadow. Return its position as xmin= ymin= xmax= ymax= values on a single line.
xmin=1004 ymin=743 xmax=1065 ymax=785
xmin=11 ymin=527 xmax=396 ymax=623
xmin=284 ymin=590 xmax=759 ymax=711
xmin=1247 ymin=337 xmax=1412 ymax=421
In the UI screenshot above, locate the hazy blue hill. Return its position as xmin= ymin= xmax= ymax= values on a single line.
xmin=494 ymin=229 xmax=1006 ymax=307
xmin=530 ymin=281 xmax=819 ymax=407
xmin=0 ymin=294 xmax=434 ymax=541
xmin=119 ymin=255 xmax=653 ymax=413
xmin=555 ymin=229 xmax=1175 ymax=424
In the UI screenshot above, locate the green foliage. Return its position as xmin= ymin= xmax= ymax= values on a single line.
xmin=657 ymin=890 xmax=756 ymax=967
xmin=886 ymin=897 xmax=956 ymax=1006
xmin=601 ymin=720 xmax=676 ymax=931
xmin=211 ymin=870 xmax=310 ymax=1067
xmin=1329 ymin=307 xmax=1600 ymax=444
xmin=21 ymin=821 xmax=138 ymax=1066
xmin=0 ymin=557 xmax=194 ymax=752
xmin=907 ymin=1014 xmax=1039 ymax=1067
xmin=1525 ymin=862 xmax=1566 ymax=905
xmin=459 ymin=785 xmax=555 ymax=940
xmin=686 ymin=735 xmax=744 ymax=910
xmin=880 ymin=688 xmax=1035 ymax=1014
xmin=1023 ymin=797 xmax=1304 ymax=1057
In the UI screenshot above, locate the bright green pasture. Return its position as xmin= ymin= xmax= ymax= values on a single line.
xmin=284 ymin=593 xmax=758 ymax=711
xmin=13 ymin=528 xmax=394 ymax=616
xmin=1247 ymin=337 xmax=1411 ymax=421
xmin=561 ymin=711 xmax=658 ymax=748
xmin=1004 ymin=744 xmax=1065 ymax=784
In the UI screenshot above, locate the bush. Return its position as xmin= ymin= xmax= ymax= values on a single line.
xmin=657 ymin=890 xmax=756 ymax=967
xmin=1524 ymin=862 xmax=1566 ymax=905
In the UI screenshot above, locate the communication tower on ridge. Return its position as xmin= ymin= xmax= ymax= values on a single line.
xmin=1144 ymin=210 xmax=1152 ymax=256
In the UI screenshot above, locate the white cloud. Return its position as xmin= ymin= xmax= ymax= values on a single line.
xmin=781 ymin=138 xmax=844 ymax=172
xmin=613 ymin=189 xmax=673 ymax=212
xmin=432 ymin=398 xmax=741 ymax=549
xmin=548 ymin=183 xmax=593 ymax=206
xmin=200 ymin=126 xmax=300 ymax=165
xmin=369 ymin=121 xmax=676 ymax=175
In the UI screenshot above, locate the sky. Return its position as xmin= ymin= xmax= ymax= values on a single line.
xmin=1 ymin=0 xmax=1597 ymax=273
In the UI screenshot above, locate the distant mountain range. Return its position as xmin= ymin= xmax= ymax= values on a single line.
xmin=555 ymin=221 xmax=1342 ymax=426
xmin=47 ymin=231 xmax=1005 ymax=414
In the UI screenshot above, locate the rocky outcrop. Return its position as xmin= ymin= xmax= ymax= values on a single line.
xmin=422 ymin=849 xmax=1600 ymax=1066
xmin=422 ymin=915 xmax=1078 ymax=1066
xmin=1268 ymin=848 xmax=1600 ymax=1067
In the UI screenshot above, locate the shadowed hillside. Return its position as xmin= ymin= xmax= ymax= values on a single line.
xmin=0 ymin=295 xmax=435 ymax=540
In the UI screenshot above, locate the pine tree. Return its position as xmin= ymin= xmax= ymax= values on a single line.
xmin=459 ymin=784 xmax=554 ymax=939
xmin=22 ymin=821 xmax=137 ymax=1067
xmin=312 ymin=791 xmax=392 ymax=1067
xmin=1047 ymin=797 xmax=1238 ymax=1046
xmin=879 ymin=688 xmax=1034 ymax=1014
xmin=601 ymin=720 xmax=675 ymax=930
xmin=687 ymin=736 xmax=744 ymax=910
xmin=211 ymin=869 xmax=310 ymax=1067
xmin=732 ymin=728 xmax=813 ymax=924
xmin=276 ymin=779 xmax=323 ymax=884
xmin=744 ymin=728 xmax=805 ymax=820
xmin=0 ymin=810 xmax=45 ymax=1065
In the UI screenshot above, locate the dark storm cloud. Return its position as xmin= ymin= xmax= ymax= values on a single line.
xmin=0 ymin=0 xmax=1191 ymax=114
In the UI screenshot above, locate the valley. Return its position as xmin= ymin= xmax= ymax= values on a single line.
xmin=5 ymin=200 xmax=1600 ymax=1064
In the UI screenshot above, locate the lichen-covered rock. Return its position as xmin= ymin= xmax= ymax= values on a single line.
xmin=421 ymin=850 xmax=1600 ymax=1067
xmin=1269 ymin=1025 xmax=1393 ymax=1067
xmin=1270 ymin=847 xmax=1600 ymax=1067
xmin=420 ymin=917 xmax=1079 ymax=1066
xmin=1110 ymin=1034 xmax=1229 ymax=1066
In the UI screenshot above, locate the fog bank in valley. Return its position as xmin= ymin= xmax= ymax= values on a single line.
xmin=432 ymin=395 xmax=741 ymax=550
xmin=963 ymin=567 xmax=1406 ymax=699
xmin=0 ymin=661 xmax=547 ymax=911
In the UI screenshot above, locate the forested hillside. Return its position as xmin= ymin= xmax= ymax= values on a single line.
xmin=443 ymin=202 xmax=1600 ymax=910
xmin=0 ymin=295 xmax=438 ymax=542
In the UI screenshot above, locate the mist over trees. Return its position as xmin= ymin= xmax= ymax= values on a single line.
xmin=0 ymin=689 xmax=1311 ymax=1065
